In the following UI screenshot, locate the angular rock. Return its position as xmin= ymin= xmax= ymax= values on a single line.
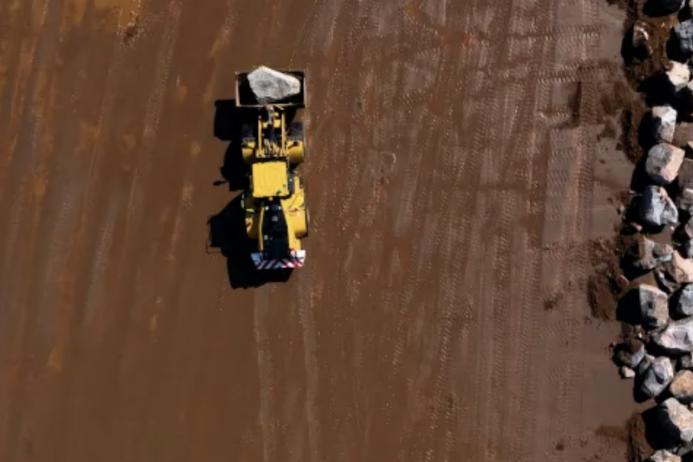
xmin=667 ymin=61 xmax=691 ymax=92
xmin=671 ymin=370 xmax=693 ymax=403
xmin=656 ymin=266 xmax=683 ymax=294
xmin=675 ymin=285 xmax=693 ymax=318
xmin=679 ymin=188 xmax=693 ymax=216
xmin=621 ymin=366 xmax=636 ymax=379
xmin=640 ymin=356 xmax=675 ymax=398
xmin=646 ymin=143 xmax=684 ymax=184
xmin=665 ymin=252 xmax=693 ymax=285
xmin=635 ymin=283 xmax=670 ymax=328
xmin=247 ymin=66 xmax=301 ymax=103
xmin=638 ymin=186 xmax=679 ymax=228
xmin=647 ymin=449 xmax=681 ymax=462
xmin=615 ymin=340 xmax=647 ymax=368
xmin=655 ymin=317 xmax=693 ymax=353
xmin=676 ymin=19 xmax=693 ymax=57
xmin=657 ymin=398 xmax=693 ymax=445
xmin=651 ymin=108 xmax=678 ymax=144
xmin=628 ymin=236 xmax=674 ymax=270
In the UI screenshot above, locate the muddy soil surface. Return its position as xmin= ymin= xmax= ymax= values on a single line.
xmin=0 ymin=0 xmax=639 ymax=460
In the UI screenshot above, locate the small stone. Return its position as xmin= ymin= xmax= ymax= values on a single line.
xmin=671 ymin=370 xmax=693 ymax=403
xmin=651 ymin=108 xmax=678 ymax=144
xmin=637 ymin=186 xmax=679 ymax=228
xmin=621 ymin=366 xmax=636 ymax=379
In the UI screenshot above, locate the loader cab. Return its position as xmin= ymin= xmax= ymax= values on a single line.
xmin=250 ymin=159 xmax=292 ymax=199
xmin=261 ymin=200 xmax=290 ymax=260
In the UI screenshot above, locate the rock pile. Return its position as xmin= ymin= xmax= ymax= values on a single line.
xmin=610 ymin=0 xmax=693 ymax=458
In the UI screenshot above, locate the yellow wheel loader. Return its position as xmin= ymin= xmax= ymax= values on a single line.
xmin=234 ymin=69 xmax=309 ymax=270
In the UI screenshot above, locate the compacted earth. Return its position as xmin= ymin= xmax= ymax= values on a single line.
xmin=0 ymin=0 xmax=639 ymax=461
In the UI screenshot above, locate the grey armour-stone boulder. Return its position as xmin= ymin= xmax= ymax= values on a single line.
xmin=635 ymin=284 xmax=669 ymax=329
xmin=640 ymin=356 xmax=675 ymax=398
xmin=675 ymin=285 xmax=693 ymax=318
xmin=651 ymin=108 xmax=678 ymax=144
xmin=654 ymin=317 xmax=693 ymax=354
xmin=646 ymin=142 xmax=684 ymax=185
xmin=247 ymin=66 xmax=301 ymax=103
xmin=656 ymin=398 xmax=693 ymax=445
xmin=667 ymin=61 xmax=691 ymax=92
xmin=638 ymin=186 xmax=679 ymax=228
xmin=627 ymin=235 xmax=673 ymax=270
xmin=671 ymin=370 xmax=693 ymax=403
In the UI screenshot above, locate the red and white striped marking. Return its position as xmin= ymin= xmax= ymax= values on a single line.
xmin=251 ymin=250 xmax=306 ymax=270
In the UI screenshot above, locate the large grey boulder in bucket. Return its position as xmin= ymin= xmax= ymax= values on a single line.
xmin=247 ymin=66 xmax=301 ymax=103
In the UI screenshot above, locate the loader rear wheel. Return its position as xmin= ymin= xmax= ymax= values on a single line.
xmin=288 ymin=122 xmax=305 ymax=166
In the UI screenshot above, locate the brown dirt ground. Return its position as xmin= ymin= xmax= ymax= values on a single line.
xmin=0 ymin=0 xmax=640 ymax=461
